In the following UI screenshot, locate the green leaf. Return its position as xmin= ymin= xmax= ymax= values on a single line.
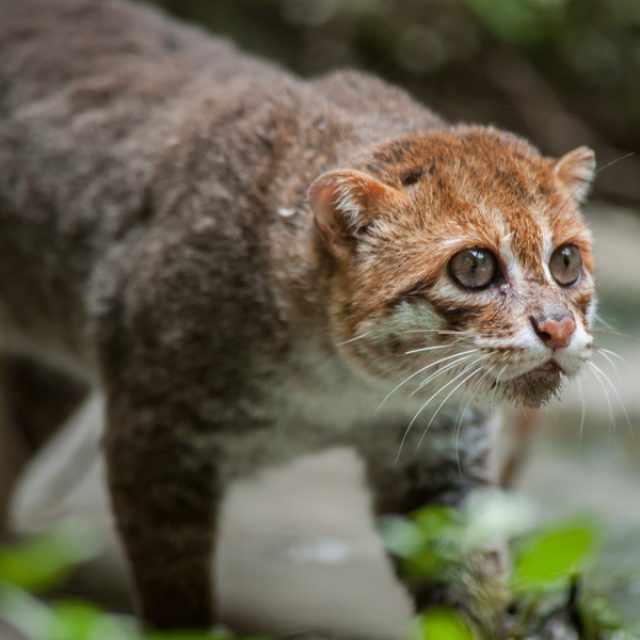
xmin=147 ymin=634 xmax=231 ymax=640
xmin=511 ymin=519 xmax=600 ymax=593
xmin=461 ymin=490 xmax=534 ymax=549
xmin=403 ymin=546 xmax=444 ymax=580
xmin=0 ymin=587 xmax=143 ymax=640
xmin=379 ymin=515 xmax=427 ymax=559
xmin=0 ymin=521 xmax=100 ymax=592
xmin=0 ymin=582 xmax=56 ymax=639
xmin=146 ymin=632 xmax=268 ymax=640
xmin=50 ymin=601 xmax=140 ymax=640
xmin=415 ymin=608 xmax=476 ymax=640
xmin=411 ymin=506 xmax=458 ymax=542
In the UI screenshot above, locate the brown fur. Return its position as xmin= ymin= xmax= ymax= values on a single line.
xmin=0 ymin=0 xmax=596 ymax=635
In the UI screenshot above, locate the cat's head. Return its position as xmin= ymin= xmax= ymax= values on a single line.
xmin=309 ymin=126 xmax=596 ymax=408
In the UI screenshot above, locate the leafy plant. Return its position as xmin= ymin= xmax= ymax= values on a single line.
xmin=0 ymin=502 xmax=638 ymax=640
xmin=511 ymin=518 xmax=600 ymax=594
xmin=0 ymin=521 xmax=98 ymax=593
xmin=0 ymin=522 xmax=228 ymax=640
xmin=381 ymin=490 xmax=637 ymax=640
xmin=413 ymin=607 xmax=476 ymax=640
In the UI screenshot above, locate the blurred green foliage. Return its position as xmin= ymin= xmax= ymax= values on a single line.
xmin=0 ymin=522 xmax=98 ymax=593
xmin=511 ymin=519 xmax=600 ymax=594
xmin=381 ymin=491 xmax=638 ymax=639
xmin=414 ymin=607 xmax=476 ymax=640
xmin=1 ymin=497 xmax=637 ymax=639
xmin=0 ymin=583 xmax=231 ymax=640
xmin=0 ymin=524 xmax=225 ymax=640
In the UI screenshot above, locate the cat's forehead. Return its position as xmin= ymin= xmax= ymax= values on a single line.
xmin=368 ymin=126 xmax=546 ymax=181
xmin=371 ymin=128 xmax=592 ymax=273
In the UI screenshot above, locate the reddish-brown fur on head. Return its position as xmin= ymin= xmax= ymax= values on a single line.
xmin=309 ymin=126 xmax=596 ymax=407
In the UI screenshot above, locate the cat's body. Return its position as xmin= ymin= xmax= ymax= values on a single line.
xmin=0 ymin=0 xmax=596 ymax=635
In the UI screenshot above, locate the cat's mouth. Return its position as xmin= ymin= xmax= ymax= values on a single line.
xmin=531 ymin=359 xmax=565 ymax=375
xmin=499 ymin=359 xmax=565 ymax=407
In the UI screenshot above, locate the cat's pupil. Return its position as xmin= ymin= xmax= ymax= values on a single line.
xmin=449 ymin=248 xmax=497 ymax=289
xmin=550 ymin=244 xmax=581 ymax=286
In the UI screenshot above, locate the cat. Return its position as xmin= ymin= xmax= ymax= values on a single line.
xmin=0 ymin=0 xmax=596 ymax=635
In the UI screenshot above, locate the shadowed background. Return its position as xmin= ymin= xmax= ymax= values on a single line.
xmin=147 ymin=0 xmax=640 ymax=205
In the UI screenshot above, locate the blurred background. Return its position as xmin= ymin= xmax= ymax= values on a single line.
xmin=1 ymin=0 xmax=639 ymax=638
xmin=150 ymin=0 xmax=640 ymax=204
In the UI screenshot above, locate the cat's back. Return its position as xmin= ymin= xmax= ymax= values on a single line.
xmin=0 ymin=0 xmax=440 ymax=368
xmin=0 ymin=0 xmax=437 ymax=243
xmin=0 ymin=0 xmax=295 ymax=362
xmin=0 ymin=0 xmax=276 ymax=103
xmin=0 ymin=0 xmax=289 ymax=224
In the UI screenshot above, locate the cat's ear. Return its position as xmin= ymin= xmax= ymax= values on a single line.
xmin=308 ymin=169 xmax=404 ymax=262
xmin=554 ymin=146 xmax=596 ymax=203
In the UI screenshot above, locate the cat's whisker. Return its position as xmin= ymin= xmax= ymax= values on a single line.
xmin=339 ymin=327 xmax=496 ymax=348
xmin=429 ymin=329 xmax=500 ymax=338
xmin=395 ymin=328 xmax=500 ymax=340
xmin=489 ymin=363 xmax=509 ymax=406
xmin=337 ymin=332 xmax=371 ymax=345
xmin=407 ymin=349 xmax=479 ymax=383
xmin=405 ymin=344 xmax=453 ymax=355
xmin=396 ymin=354 xmax=491 ymax=460
xmin=552 ymin=184 xmax=581 ymax=222
xmin=376 ymin=349 xmax=478 ymax=412
xmin=464 ymin=362 xmax=496 ymax=413
xmin=593 ymin=311 xmax=617 ymax=332
xmin=587 ymin=361 xmax=616 ymax=440
xmin=576 ymin=376 xmax=587 ymax=447
xmin=396 ymin=356 xmax=484 ymax=462
xmin=589 ymin=361 xmax=634 ymax=439
xmin=593 ymin=346 xmax=633 ymax=372
xmin=454 ymin=364 xmax=497 ymax=475
xmin=415 ymin=363 xmax=488 ymax=454
xmin=595 ymin=150 xmax=637 ymax=175
xmin=592 ymin=348 xmax=622 ymax=383
xmin=592 ymin=328 xmax=638 ymax=341
xmin=395 ymin=329 xmax=471 ymax=335
xmin=410 ymin=351 xmax=480 ymax=397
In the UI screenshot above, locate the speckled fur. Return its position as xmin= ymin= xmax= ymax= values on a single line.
xmin=0 ymin=0 xmax=595 ymax=635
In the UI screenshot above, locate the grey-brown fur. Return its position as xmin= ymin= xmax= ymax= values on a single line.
xmin=0 ymin=0 xmax=503 ymax=633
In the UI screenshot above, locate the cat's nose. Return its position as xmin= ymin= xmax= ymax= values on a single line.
xmin=530 ymin=312 xmax=576 ymax=349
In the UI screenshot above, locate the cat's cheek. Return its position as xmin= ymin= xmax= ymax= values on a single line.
xmin=574 ymin=288 xmax=597 ymax=327
xmin=372 ymin=300 xmax=442 ymax=340
xmin=338 ymin=306 xmax=437 ymax=377
xmin=423 ymin=280 xmax=500 ymax=334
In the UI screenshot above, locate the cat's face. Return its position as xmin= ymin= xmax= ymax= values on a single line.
xmin=310 ymin=127 xmax=596 ymax=408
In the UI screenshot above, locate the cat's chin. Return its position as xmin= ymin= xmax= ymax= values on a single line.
xmin=500 ymin=366 xmax=564 ymax=408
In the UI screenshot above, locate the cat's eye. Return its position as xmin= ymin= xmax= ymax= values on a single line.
xmin=549 ymin=244 xmax=582 ymax=286
xmin=449 ymin=248 xmax=498 ymax=290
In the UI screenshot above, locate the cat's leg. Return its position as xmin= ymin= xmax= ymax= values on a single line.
xmin=105 ymin=393 xmax=224 ymax=629
xmin=354 ymin=412 xmax=508 ymax=638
